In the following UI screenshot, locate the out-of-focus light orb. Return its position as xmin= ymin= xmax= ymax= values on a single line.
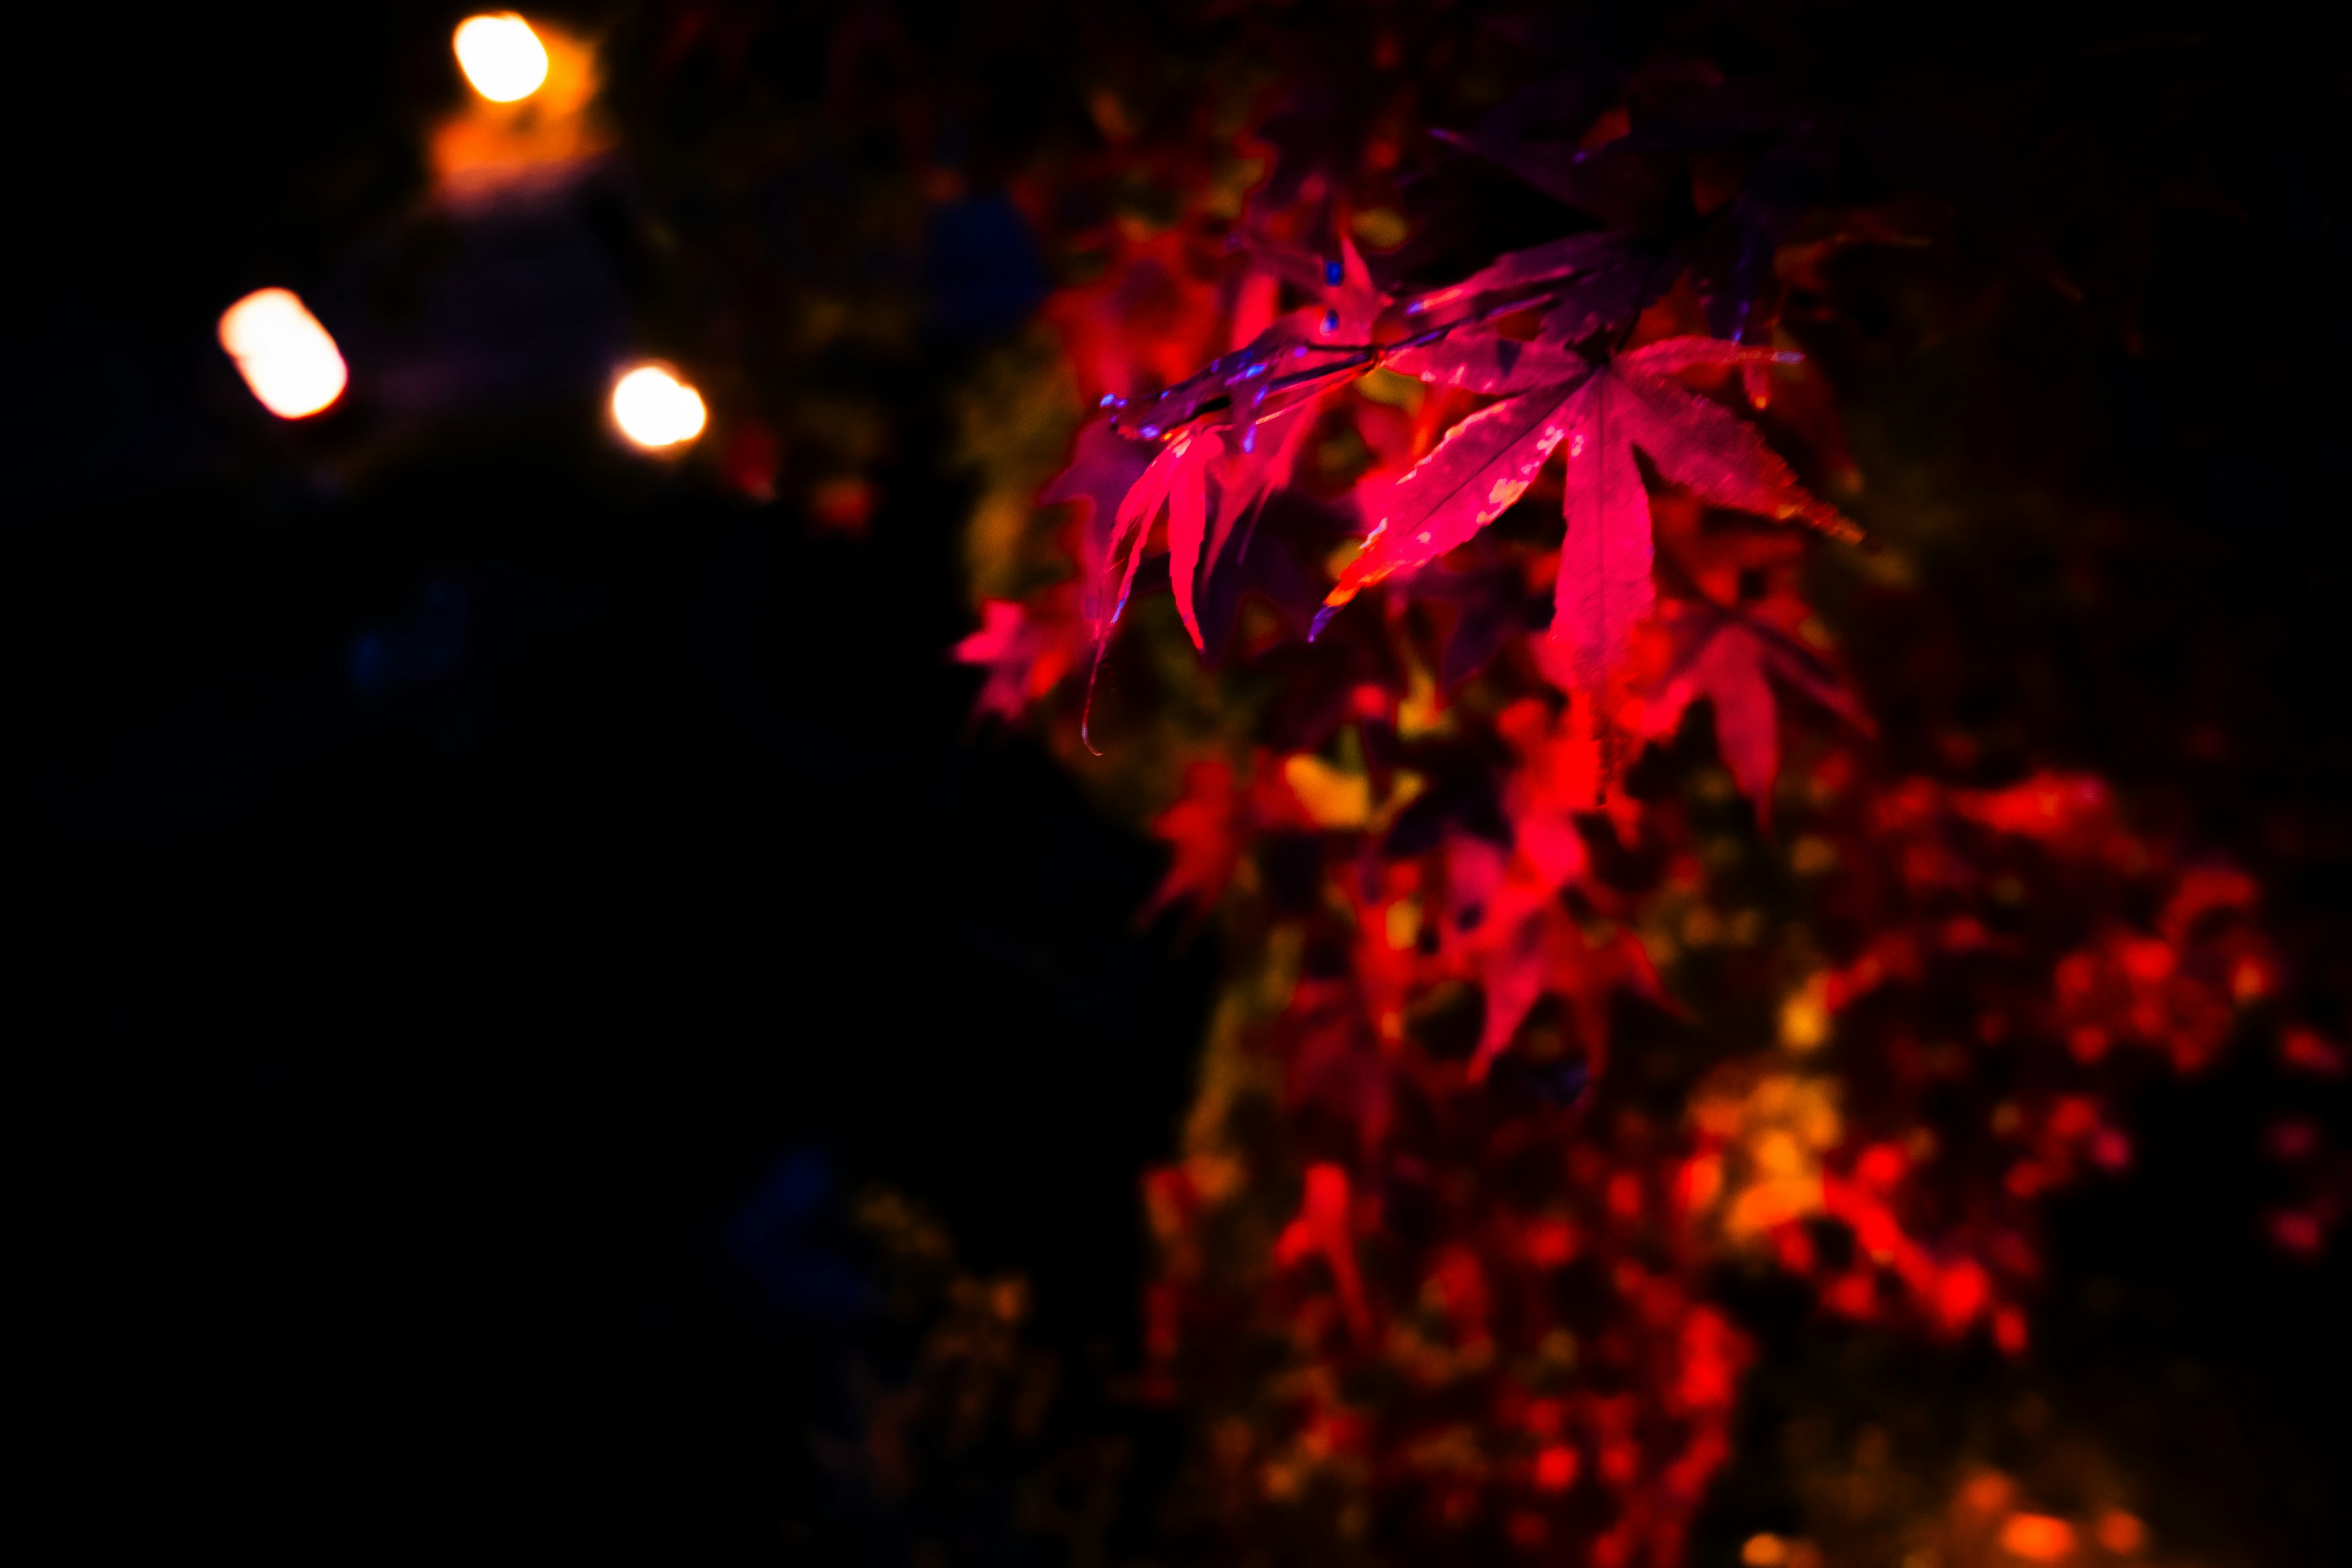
xmin=217 ymin=288 xmax=347 ymax=419
xmin=612 ymin=365 xmax=707 ymax=449
xmin=454 ymin=13 xmax=550 ymax=102
xmin=1996 ymin=1514 xmax=2077 ymax=1564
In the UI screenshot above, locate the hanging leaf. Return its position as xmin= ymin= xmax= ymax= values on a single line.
xmin=1321 ymin=372 xmax=1593 ymax=622
xmin=1326 ymin=336 xmax=1853 ymax=703
xmin=1643 ymin=601 xmax=1871 ymax=811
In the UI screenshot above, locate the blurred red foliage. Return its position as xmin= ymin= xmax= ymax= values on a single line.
xmin=951 ymin=13 xmax=2341 ymax=1563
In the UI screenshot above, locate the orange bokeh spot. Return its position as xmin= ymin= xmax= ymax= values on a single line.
xmin=1997 ymin=1512 xmax=2077 ymax=1562
xmin=2094 ymin=1510 xmax=2147 ymax=1555
xmin=432 ymin=18 xmax=606 ymax=203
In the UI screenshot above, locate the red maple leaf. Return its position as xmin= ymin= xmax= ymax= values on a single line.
xmin=1138 ymin=760 xmax=1245 ymax=926
xmin=954 ymin=594 xmax=1082 ymax=725
xmin=1460 ymin=897 xmax=1662 ymax=1084
xmin=1324 ymin=335 xmax=1855 ymax=716
xmin=1638 ymin=600 xmax=1871 ymax=813
xmin=1042 ymin=415 xmax=1158 ymax=637
xmin=1273 ymin=1162 xmax=1371 ymax=1338
xmin=1076 ymin=246 xmax=1379 ymax=658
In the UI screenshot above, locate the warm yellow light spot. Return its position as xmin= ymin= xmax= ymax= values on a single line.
xmin=612 ymin=365 xmax=707 ymax=450
xmin=1351 ymin=206 xmax=1410 ymax=251
xmin=217 ymin=288 xmax=346 ymax=419
xmin=1283 ymin=754 xmax=1371 ymax=829
xmin=1741 ymin=1533 xmax=1789 ymax=1568
xmin=1781 ymin=973 xmax=1831 ymax=1052
xmin=454 ymin=14 xmax=549 ymax=102
xmin=1754 ymin=1129 xmax=1806 ymax=1178
xmin=431 ymin=17 xmax=605 ymax=201
xmin=1725 ymin=1174 xmax=1822 ymax=1238
xmin=1396 ymin=658 xmax=1445 ymax=739
xmin=1691 ymin=1066 xmax=1844 ymax=1244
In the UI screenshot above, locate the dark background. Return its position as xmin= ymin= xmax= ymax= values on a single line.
xmin=13 ymin=4 xmax=1209 ymax=1556
xmin=11 ymin=3 xmax=2351 ymax=1562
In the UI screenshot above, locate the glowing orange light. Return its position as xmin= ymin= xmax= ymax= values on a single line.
xmin=453 ymin=13 xmax=549 ymax=102
xmin=1996 ymin=1512 xmax=2078 ymax=1562
xmin=611 ymin=364 xmax=706 ymax=450
xmin=217 ymin=288 xmax=347 ymax=419
xmin=1741 ymin=1534 xmax=1789 ymax=1568
xmin=2094 ymin=1511 xmax=2146 ymax=1555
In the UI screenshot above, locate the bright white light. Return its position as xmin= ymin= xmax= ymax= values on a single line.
xmin=454 ymin=13 xmax=550 ymax=103
xmin=611 ymin=365 xmax=707 ymax=449
xmin=217 ymin=288 xmax=347 ymax=419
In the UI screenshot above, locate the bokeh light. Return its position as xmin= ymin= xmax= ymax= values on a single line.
xmin=611 ymin=365 xmax=707 ymax=450
xmin=216 ymin=288 xmax=347 ymax=419
xmin=1996 ymin=1512 xmax=2079 ymax=1562
xmin=453 ymin=13 xmax=549 ymax=103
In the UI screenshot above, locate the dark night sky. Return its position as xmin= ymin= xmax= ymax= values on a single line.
xmin=13 ymin=6 xmax=1208 ymax=1555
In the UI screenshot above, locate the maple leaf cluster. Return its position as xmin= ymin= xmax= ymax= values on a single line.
xmin=948 ymin=17 xmax=2342 ymax=1568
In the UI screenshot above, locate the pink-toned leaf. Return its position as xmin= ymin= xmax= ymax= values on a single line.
xmin=1386 ymin=332 xmax=1589 ymax=394
xmin=1643 ymin=606 xmax=1871 ymax=810
xmin=1208 ymin=401 xmax=1313 ymax=570
xmin=1617 ymin=371 xmax=1858 ymax=540
xmin=1692 ymin=625 xmax=1779 ymax=809
xmin=1227 ymin=268 xmax=1280 ymax=352
xmin=1619 ymin=336 xmax=1801 ymax=379
xmin=1168 ymin=432 xmax=1215 ymax=649
xmin=1405 ymin=231 xmax=1624 ymax=317
xmin=954 ymin=600 xmax=1034 ymax=724
xmin=1104 ymin=437 xmax=1182 ymax=634
xmin=1329 ymin=232 xmax=1384 ymax=339
xmin=1536 ymin=243 xmax=1681 ymax=347
xmin=1044 ymin=415 xmax=1158 ymax=624
xmin=1079 ymin=440 xmax=1183 ymax=750
xmin=1551 ymin=374 xmax=1656 ymax=695
xmin=1324 ymin=383 xmax=1585 ymax=612
xmin=1471 ymin=910 xmax=1549 ymax=1082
